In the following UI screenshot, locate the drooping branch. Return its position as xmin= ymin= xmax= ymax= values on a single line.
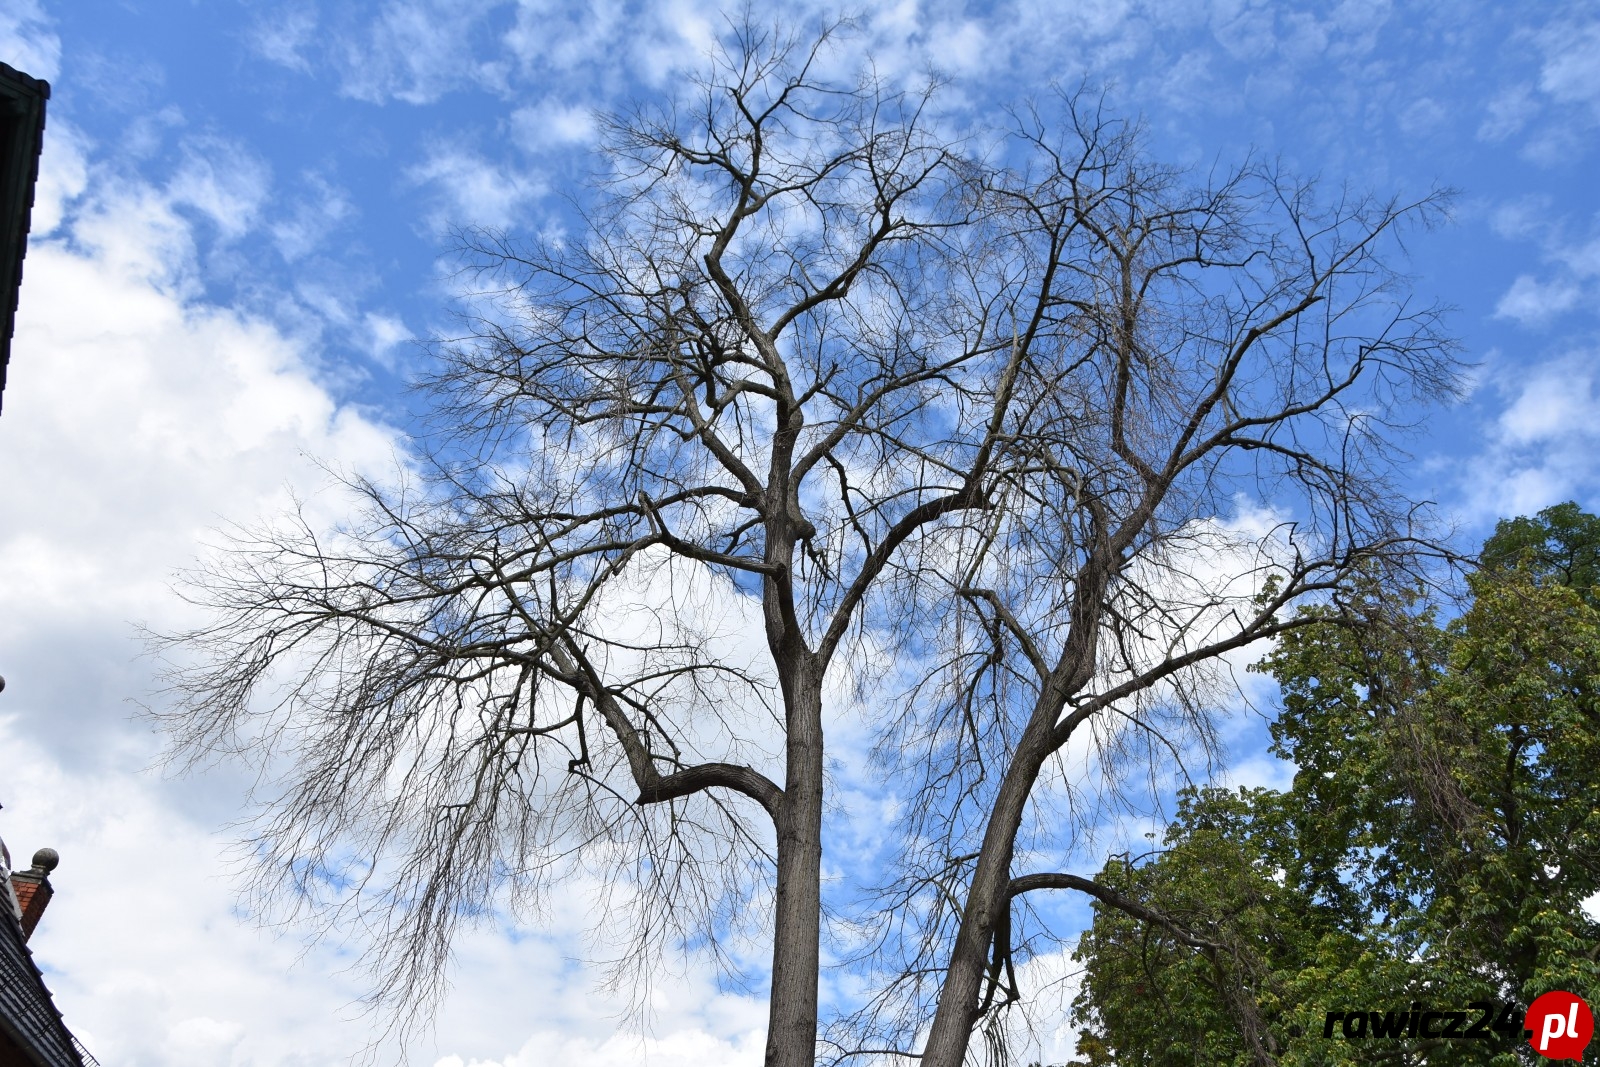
xmin=548 ymin=638 xmax=783 ymax=820
xmin=1007 ymin=872 xmax=1227 ymax=952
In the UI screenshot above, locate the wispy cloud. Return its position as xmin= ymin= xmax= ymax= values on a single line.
xmin=1491 ymin=201 xmax=1600 ymax=329
xmin=1534 ymin=14 xmax=1600 ymax=114
xmin=364 ymin=311 xmax=410 ymax=370
xmin=247 ymin=1 xmax=319 ymax=73
xmin=335 ymin=0 xmax=508 ymax=104
xmin=509 ymin=99 xmax=596 ymax=153
xmin=1477 ymin=6 xmax=1600 ymax=161
xmin=1495 ymin=274 xmax=1583 ymax=326
xmin=406 ymin=143 xmax=545 ymax=230
xmin=270 ymin=171 xmax=356 ymax=261
xmin=166 ymin=137 xmax=273 ymax=242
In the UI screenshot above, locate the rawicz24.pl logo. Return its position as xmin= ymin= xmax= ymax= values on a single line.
xmin=1323 ymin=991 xmax=1592 ymax=1061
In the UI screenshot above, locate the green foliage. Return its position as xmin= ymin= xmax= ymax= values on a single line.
xmin=1479 ymin=502 xmax=1600 ymax=604
xmin=1069 ymin=506 xmax=1600 ymax=1067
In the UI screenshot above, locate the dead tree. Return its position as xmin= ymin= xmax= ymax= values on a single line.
xmin=154 ymin=22 xmax=1458 ymax=1067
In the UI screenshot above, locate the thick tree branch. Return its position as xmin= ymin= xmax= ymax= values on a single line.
xmin=1008 ymin=872 xmax=1228 ymax=953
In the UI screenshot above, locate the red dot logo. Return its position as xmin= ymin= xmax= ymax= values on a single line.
xmin=1526 ymin=991 xmax=1594 ymax=1061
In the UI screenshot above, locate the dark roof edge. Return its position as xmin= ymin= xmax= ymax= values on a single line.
xmin=0 ymin=62 xmax=51 ymax=99
xmin=0 ymin=59 xmax=51 ymax=416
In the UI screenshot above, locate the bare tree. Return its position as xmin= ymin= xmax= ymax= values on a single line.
xmin=154 ymin=21 xmax=1458 ymax=1067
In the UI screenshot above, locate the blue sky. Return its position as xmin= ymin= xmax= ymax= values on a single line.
xmin=0 ymin=2 xmax=1598 ymax=1065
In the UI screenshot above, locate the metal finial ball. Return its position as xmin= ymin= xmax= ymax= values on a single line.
xmin=30 ymin=848 xmax=58 ymax=873
xmin=0 ymin=675 xmax=6 ymax=694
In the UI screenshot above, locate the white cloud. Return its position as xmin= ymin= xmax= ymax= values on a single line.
xmin=0 ymin=106 xmax=776 ymax=1065
xmin=0 ymin=0 xmax=60 ymax=81
xmin=0 ymin=176 xmax=404 ymax=1055
xmin=509 ymin=99 xmax=596 ymax=153
xmin=25 ymin=118 xmax=89 ymax=238
xmin=0 ymin=723 xmax=393 ymax=1067
xmin=503 ymin=0 xmax=629 ymax=77
xmin=1535 ymin=17 xmax=1600 ymax=112
xmin=166 ymin=138 xmax=274 ymax=242
xmin=1494 ymin=274 xmax=1582 ymax=326
xmin=406 ymin=144 xmax=545 ymax=230
xmin=271 ymin=173 xmax=356 ymax=262
xmin=923 ymin=18 xmax=991 ymax=75
xmin=248 ymin=3 xmax=319 ymax=73
xmin=364 ymin=311 xmax=411 ymax=368
xmin=1554 ymin=234 xmax=1600 ymax=277
xmin=1490 ymin=200 xmax=1600 ymax=330
xmin=431 ymin=1027 xmax=764 ymax=1067
xmin=1456 ymin=352 xmax=1600 ymax=521
xmin=1475 ymin=8 xmax=1600 ymax=160
xmin=629 ymin=0 xmax=722 ymax=86
xmin=335 ymin=0 xmax=509 ymax=104
xmin=1488 ymin=195 xmax=1554 ymax=242
xmin=0 ymin=719 xmax=767 ymax=1067
xmin=1498 ymin=359 xmax=1600 ymax=447
xmin=1397 ymin=95 xmax=1447 ymax=136
xmin=1479 ymin=84 xmax=1537 ymax=142
xmin=999 ymin=946 xmax=1084 ymax=1067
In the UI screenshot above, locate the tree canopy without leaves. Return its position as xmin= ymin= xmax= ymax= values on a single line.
xmin=155 ymin=24 xmax=1461 ymax=1067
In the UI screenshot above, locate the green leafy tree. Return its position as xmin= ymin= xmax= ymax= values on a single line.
xmin=1478 ymin=502 xmax=1600 ymax=599
xmin=1070 ymin=504 xmax=1600 ymax=1067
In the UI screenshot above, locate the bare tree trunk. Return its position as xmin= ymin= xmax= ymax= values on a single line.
xmin=767 ymin=663 xmax=825 ymax=1067
xmin=919 ymin=710 xmax=1056 ymax=1067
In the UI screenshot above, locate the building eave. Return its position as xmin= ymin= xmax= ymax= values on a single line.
xmin=0 ymin=60 xmax=50 ymax=416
